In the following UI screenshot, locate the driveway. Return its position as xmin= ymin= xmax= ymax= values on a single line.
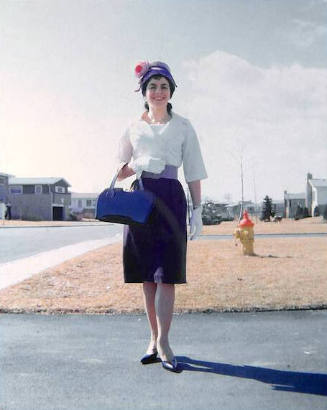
xmin=0 ymin=310 xmax=326 ymax=409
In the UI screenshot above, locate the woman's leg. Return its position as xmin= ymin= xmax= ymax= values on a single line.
xmin=155 ymin=283 xmax=175 ymax=362
xmin=142 ymin=281 xmax=158 ymax=354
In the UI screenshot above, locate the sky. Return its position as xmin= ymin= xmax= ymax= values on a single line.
xmin=1 ymin=0 xmax=327 ymax=203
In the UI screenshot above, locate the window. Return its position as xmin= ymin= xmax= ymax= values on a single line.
xmin=55 ymin=186 xmax=65 ymax=193
xmin=78 ymin=200 xmax=82 ymax=208
xmin=35 ymin=185 xmax=42 ymax=194
xmin=10 ymin=186 xmax=22 ymax=194
xmin=0 ymin=177 xmax=5 ymax=185
xmin=92 ymin=199 xmax=96 ymax=206
xmin=42 ymin=185 xmax=49 ymax=194
xmin=86 ymin=200 xmax=92 ymax=207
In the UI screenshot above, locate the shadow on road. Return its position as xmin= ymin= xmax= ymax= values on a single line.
xmin=176 ymin=356 xmax=327 ymax=396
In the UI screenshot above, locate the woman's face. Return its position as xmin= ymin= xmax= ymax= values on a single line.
xmin=145 ymin=76 xmax=171 ymax=109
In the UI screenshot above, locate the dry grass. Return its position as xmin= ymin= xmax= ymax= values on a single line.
xmin=0 ymin=235 xmax=326 ymax=314
xmin=202 ymin=217 xmax=327 ymax=235
xmin=2 ymin=216 xmax=326 ymax=234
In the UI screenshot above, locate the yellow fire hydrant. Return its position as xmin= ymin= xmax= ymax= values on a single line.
xmin=234 ymin=210 xmax=255 ymax=256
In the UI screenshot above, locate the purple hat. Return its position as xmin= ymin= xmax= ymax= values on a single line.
xmin=134 ymin=61 xmax=177 ymax=92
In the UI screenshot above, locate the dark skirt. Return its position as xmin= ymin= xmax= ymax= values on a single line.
xmin=123 ymin=177 xmax=187 ymax=284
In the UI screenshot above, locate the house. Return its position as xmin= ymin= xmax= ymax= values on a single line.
xmin=0 ymin=172 xmax=10 ymax=203
xmin=70 ymin=193 xmax=98 ymax=219
xmin=226 ymin=201 xmax=257 ymax=219
xmin=8 ymin=177 xmax=71 ymax=221
xmin=272 ymin=200 xmax=285 ymax=217
xmin=0 ymin=172 xmax=13 ymax=219
xmin=284 ymin=191 xmax=305 ymax=218
xmin=306 ymin=173 xmax=327 ymax=216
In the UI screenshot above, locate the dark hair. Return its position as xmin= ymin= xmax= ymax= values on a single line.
xmin=142 ymin=75 xmax=175 ymax=114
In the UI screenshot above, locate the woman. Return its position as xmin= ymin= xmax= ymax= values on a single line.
xmin=117 ymin=61 xmax=207 ymax=372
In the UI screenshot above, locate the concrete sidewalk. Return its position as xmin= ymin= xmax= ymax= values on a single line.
xmin=0 ymin=310 xmax=326 ymax=409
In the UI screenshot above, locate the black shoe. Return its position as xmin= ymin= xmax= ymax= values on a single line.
xmin=140 ymin=351 xmax=159 ymax=365
xmin=161 ymin=357 xmax=181 ymax=373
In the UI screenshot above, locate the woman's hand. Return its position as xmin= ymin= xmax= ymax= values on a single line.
xmin=187 ymin=180 xmax=202 ymax=240
xmin=189 ymin=206 xmax=203 ymax=240
xmin=130 ymin=156 xmax=165 ymax=177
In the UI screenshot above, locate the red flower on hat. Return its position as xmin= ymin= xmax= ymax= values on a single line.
xmin=134 ymin=61 xmax=150 ymax=78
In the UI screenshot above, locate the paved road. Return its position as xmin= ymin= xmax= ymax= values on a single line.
xmin=0 ymin=224 xmax=123 ymax=263
xmin=0 ymin=310 xmax=326 ymax=409
xmin=200 ymin=232 xmax=327 ymax=240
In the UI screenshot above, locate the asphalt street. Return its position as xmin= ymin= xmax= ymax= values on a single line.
xmin=0 ymin=224 xmax=123 ymax=264
xmin=0 ymin=310 xmax=326 ymax=410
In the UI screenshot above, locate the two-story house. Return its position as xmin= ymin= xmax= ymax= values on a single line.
xmin=306 ymin=173 xmax=327 ymax=216
xmin=0 ymin=172 xmax=10 ymax=203
xmin=8 ymin=177 xmax=71 ymax=221
xmin=0 ymin=172 xmax=12 ymax=219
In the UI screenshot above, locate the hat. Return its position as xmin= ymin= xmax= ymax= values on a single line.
xmin=134 ymin=61 xmax=177 ymax=92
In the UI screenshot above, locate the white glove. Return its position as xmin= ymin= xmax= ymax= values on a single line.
xmin=130 ymin=156 xmax=165 ymax=178
xmin=189 ymin=205 xmax=203 ymax=240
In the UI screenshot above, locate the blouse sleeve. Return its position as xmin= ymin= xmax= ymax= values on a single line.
xmin=117 ymin=128 xmax=133 ymax=164
xmin=182 ymin=120 xmax=208 ymax=183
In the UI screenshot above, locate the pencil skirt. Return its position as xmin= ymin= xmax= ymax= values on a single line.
xmin=123 ymin=177 xmax=187 ymax=284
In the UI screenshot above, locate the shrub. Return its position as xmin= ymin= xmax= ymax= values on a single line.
xmin=303 ymin=207 xmax=309 ymax=218
xmin=261 ymin=195 xmax=273 ymax=221
xmin=294 ymin=205 xmax=303 ymax=220
xmin=323 ymin=206 xmax=327 ymax=221
xmin=314 ymin=206 xmax=320 ymax=217
xmin=202 ymin=201 xmax=222 ymax=225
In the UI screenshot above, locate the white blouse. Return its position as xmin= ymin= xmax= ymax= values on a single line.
xmin=117 ymin=112 xmax=208 ymax=183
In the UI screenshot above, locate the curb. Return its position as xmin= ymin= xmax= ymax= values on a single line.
xmin=1 ymin=305 xmax=327 ymax=315
xmin=0 ymin=223 xmax=110 ymax=229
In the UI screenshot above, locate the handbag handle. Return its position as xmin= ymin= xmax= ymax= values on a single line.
xmin=109 ymin=163 xmax=144 ymax=191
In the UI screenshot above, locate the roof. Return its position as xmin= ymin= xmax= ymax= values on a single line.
xmin=8 ymin=177 xmax=71 ymax=187
xmin=226 ymin=201 xmax=255 ymax=208
xmin=0 ymin=172 xmax=14 ymax=177
xmin=284 ymin=192 xmax=305 ymax=200
xmin=71 ymin=193 xmax=99 ymax=199
xmin=309 ymin=179 xmax=327 ymax=188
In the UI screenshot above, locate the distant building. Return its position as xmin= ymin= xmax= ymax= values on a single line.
xmin=8 ymin=177 xmax=71 ymax=221
xmin=0 ymin=172 xmax=10 ymax=203
xmin=226 ymin=201 xmax=256 ymax=219
xmin=284 ymin=191 xmax=305 ymax=218
xmin=70 ymin=193 xmax=98 ymax=219
xmin=272 ymin=200 xmax=285 ymax=217
xmin=306 ymin=173 xmax=327 ymax=216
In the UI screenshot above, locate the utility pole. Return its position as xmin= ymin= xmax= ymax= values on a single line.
xmin=239 ymin=154 xmax=244 ymax=222
xmin=252 ymin=167 xmax=258 ymax=223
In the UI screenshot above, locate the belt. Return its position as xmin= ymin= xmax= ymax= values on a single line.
xmin=142 ymin=165 xmax=178 ymax=180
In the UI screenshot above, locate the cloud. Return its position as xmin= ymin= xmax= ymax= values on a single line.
xmin=180 ymin=51 xmax=327 ymax=202
xmin=290 ymin=19 xmax=327 ymax=48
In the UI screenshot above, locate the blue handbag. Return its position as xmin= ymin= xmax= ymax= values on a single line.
xmin=96 ymin=166 xmax=155 ymax=225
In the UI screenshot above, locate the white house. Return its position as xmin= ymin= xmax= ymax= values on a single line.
xmin=284 ymin=191 xmax=305 ymax=218
xmin=70 ymin=193 xmax=98 ymax=218
xmin=306 ymin=173 xmax=327 ymax=216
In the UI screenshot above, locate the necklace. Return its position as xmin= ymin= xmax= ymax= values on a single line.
xmin=147 ymin=112 xmax=171 ymax=124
